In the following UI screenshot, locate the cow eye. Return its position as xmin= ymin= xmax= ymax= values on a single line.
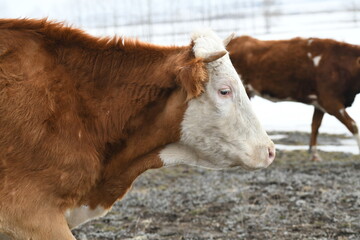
xmin=219 ymin=88 xmax=231 ymax=96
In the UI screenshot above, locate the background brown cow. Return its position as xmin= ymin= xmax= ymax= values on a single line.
xmin=227 ymin=35 xmax=360 ymax=161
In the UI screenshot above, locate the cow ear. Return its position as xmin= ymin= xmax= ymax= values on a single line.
xmin=223 ymin=33 xmax=236 ymax=47
xmin=177 ymin=59 xmax=208 ymax=101
xmin=203 ymin=50 xmax=227 ymax=63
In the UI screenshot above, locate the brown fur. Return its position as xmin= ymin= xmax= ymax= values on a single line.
xmin=228 ymin=36 xmax=360 ymax=160
xmin=177 ymin=58 xmax=208 ymax=100
xmin=0 ymin=18 xmax=208 ymax=239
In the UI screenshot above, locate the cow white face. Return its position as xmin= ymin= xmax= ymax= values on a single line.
xmin=160 ymin=30 xmax=275 ymax=170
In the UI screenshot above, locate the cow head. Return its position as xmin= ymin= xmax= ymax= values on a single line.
xmin=160 ymin=30 xmax=275 ymax=170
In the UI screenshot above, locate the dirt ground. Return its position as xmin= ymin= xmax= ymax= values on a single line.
xmin=73 ymin=132 xmax=360 ymax=240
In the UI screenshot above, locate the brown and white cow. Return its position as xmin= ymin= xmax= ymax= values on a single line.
xmin=0 ymin=19 xmax=275 ymax=239
xmin=227 ymin=35 xmax=360 ymax=161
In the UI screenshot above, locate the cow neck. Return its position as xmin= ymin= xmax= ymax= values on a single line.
xmin=87 ymin=88 xmax=188 ymax=209
xmin=60 ymin=41 xmax=192 ymax=208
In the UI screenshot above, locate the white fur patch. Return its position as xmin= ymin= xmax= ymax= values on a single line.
xmin=354 ymin=133 xmax=360 ymax=153
xmin=308 ymin=94 xmax=317 ymax=100
xmin=352 ymin=121 xmax=357 ymax=127
xmin=307 ymin=39 xmax=313 ymax=46
xmin=191 ymin=29 xmax=226 ymax=59
xmin=246 ymin=84 xmax=255 ymax=92
xmin=311 ymin=100 xmax=326 ymax=112
xmin=160 ymin=30 xmax=275 ymax=170
xmin=312 ymin=55 xmax=322 ymax=67
xmin=339 ymin=108 xmax=346 ymax=117
xmin=246 ymin=84 xmax=261 ymax=95
xmin=160 ymin=143 xmax=196 ymax=166
xmin=65 ymin=205 xmax=109 ymax=229
xmin=246 ymin=84 xmax=261 ymax=96
xmin=311 ymin=145 xmax=317 ymax=152
xmin=78 ymin=130 xmax=82 ymax=139
xmin=307 ymin=52 xmax=321 ymax=67
xmin=160 ymin=143 xmax=206 ymax=167
xmin=309 ymin=145 xmax=317 ymax=154
xmin=349 ymin=121 xmax=360 ymax=153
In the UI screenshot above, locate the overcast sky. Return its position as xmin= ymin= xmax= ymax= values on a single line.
xmin=1 ymin=0 xmax=75 ymax=22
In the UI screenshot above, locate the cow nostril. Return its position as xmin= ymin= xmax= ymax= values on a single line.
xmin=268 ymin=147 xmax=276 ymax=162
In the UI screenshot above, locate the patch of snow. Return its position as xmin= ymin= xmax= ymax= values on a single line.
xmin=276 ymin=143 xmax=358 ymax=154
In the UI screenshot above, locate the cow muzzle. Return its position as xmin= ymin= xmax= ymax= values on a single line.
xmin=238 ymin=141 xmax=276 ymax=170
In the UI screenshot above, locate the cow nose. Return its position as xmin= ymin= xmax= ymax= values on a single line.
xmin=268 ymin=145 xmax=276 ymax=163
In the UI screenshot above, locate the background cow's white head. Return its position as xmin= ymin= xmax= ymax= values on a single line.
xmin=160 ymin=30 xmax=275 ymax=170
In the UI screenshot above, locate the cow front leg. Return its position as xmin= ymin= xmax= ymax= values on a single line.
xmin=2 ymin=208 xmax=76 ymax=240
xmin=309 ymin=107 xmax=324 ymax=161
xmin=335 ymin=108 xmax=360 ymax=153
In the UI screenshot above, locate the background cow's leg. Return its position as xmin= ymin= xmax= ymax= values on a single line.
xmin=322 ymin=101 xmax=360 ymax=153
xmin=335 ymin=108 xmax=360 ymax=152
xmin=309 ymin=107 xmax=324 ymax=161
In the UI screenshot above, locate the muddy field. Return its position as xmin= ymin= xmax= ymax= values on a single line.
xmin=73 ymin=132 xmax=360 ymax=240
